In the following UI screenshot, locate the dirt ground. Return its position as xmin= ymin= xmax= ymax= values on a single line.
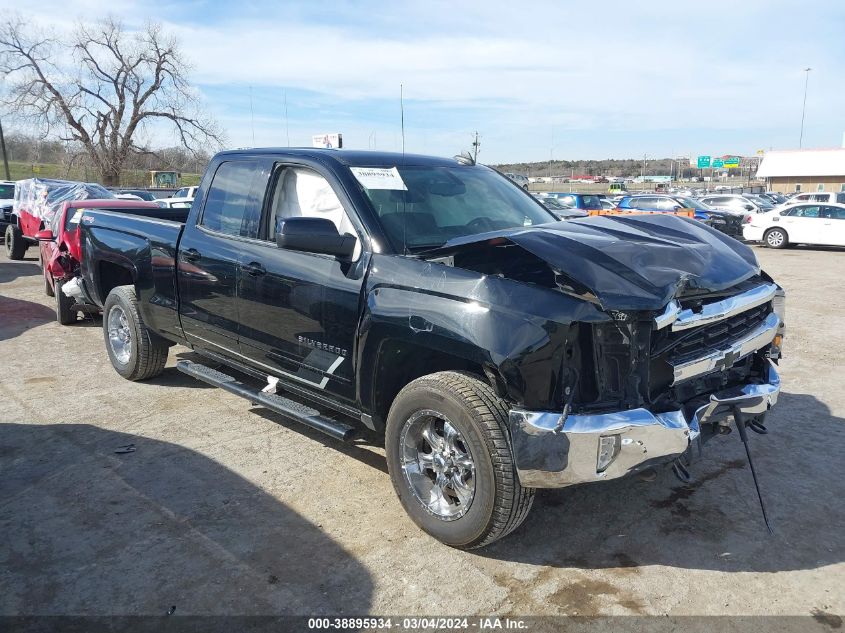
xmin=0 ymin=243 xmax=843 ymax=621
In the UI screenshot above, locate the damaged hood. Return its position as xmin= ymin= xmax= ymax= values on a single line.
xmin=427 ymin=214 xmax=761 ymax=312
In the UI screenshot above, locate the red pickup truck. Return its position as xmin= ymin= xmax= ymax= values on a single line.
xmin=36 ymin=199 xmax=190 ymax=324
xmin=6 ymin=178 xmax=116 ymax=260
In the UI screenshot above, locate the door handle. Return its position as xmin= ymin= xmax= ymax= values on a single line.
xmin=182 ymin=248 xmax=201 ymax=262
xmin=242 ymin=262 xmax=266 ymax=276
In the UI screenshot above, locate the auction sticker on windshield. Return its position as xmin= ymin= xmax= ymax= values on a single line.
xmin=350 ymin=167 xmax=408 ymax=191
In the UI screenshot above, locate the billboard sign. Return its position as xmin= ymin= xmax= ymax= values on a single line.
xmin=312 ymin=133 xmax=343 ymax=149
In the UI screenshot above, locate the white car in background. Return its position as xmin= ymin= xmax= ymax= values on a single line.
xmin=781 ymin=191 xmax=845 ymax=206
xmin=156 ymin=185 xmax=197 ymax=207
xmin=503 ymin=173 xmax=530 ymax=190
xmin=743 ymin=202 xmax=845 ymax=248
xmin=700 ymin=194 xmax=774 ymax=216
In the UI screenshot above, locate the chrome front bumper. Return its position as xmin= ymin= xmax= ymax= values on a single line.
xmin=508 ymin=360 xmax=781 ymax=488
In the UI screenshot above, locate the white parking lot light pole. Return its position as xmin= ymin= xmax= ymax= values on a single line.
xmin=799 ymin=67 xmax=812 ymax=148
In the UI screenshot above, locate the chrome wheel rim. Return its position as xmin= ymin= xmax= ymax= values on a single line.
xmin=107 ymin=305 xmax=132 ymax=364
xmin=767 ymin=231 xmax=784 ymax=247
xmin=400 ymin=409 xmax=475 ymax=520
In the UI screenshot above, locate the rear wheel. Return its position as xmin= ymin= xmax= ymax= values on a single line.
xmin=103 ymin=285 xmax=168 ymax=381
xmin=764 ymin=227 xmax=788 ymax=249
xmin=54 ymin=279 xmax=77 ymax=325
xmin=5 ymin=224 xmax=27 ymax=260
xmin=44 ymin=272 xmax=55 ymax=297
xmin=385 ymin=371 xmax=535 ymax=549
xmin=41 ymin=255 xmax=55 ymax=297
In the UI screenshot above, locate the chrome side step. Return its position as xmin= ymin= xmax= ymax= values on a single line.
xmin=176 ymin=360 xmax=357 ymax=442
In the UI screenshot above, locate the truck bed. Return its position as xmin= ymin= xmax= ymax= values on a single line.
xmin=78 ymin=210 xmax=186 ymax=344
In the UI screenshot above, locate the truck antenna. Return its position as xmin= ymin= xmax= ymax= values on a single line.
xmin=284 ymin=91 xmax=290 ymax=147
xmin=400 ymin=83 xmax=405 ymax=157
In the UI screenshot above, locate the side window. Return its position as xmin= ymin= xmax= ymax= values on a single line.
xmin=174 ymin=188 xmax=187 ymax=198
xmin=654 ymin=198 xmax=676 ymax=210
xmin=266 ymin=165 xmax=360 ymax=259
xmin=790 ymin=205 xmax=820 ymax=218
xmin=837 ymin=192 xmax=845 ymax=202
xmin=795 ymin=184 xmax=802 ymax=192
xmin=200 ymin=161 xmax=264 ymax=238
xmin=826 ymin=206 xmax=845 ymax=220
xmin=816 ymin=184 xmax=825 ymax=192
xmin=558 ymin=195 xmax=576 ymax=208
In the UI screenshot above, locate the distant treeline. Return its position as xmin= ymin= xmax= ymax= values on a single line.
xmin=1 ymin=131 xmax=211 ymax=176
xmin=493 ymin=157 xmax=697 ymax=178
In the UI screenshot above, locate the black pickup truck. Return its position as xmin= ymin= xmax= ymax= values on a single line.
xmin=77 ymin=148 xmax=786 ymax=548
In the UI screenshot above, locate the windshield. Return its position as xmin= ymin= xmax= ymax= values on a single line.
xmin=748 ymin=195 xmax=773 ymax=209
xmin=675 ymin=196 xmax=712 ymax=210
xmin=578 ymin=195 xmax=603 ymax=210
xmin=357 ymin=165 xmax=556 ymax=250
xmin=539 ymin=197 xmax=566 ymax=210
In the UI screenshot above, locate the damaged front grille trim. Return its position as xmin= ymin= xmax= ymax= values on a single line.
xmin=657 ymin=282 xmax=778 ymax=332
xmin=670 ymin=311 xmax=779 ymax=384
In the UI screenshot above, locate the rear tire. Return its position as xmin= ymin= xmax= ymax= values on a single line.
xmin=54 ymin=279 xmax=77 ymax=325
xmin=103 ymin=285 xmax=168 ymax=381
xmin=41 ymin=255 xmax=55 ymax=297
xmin=5 ymin=224 xmax=27 ymax=260
xmin=764 ymin=227 xmax=788 ymax=249
xmin=385 ymin=371 xmax=535 ymax=549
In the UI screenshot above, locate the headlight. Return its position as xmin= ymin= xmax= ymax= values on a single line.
xmin=773 ymin=288 xmax=786 ymax=328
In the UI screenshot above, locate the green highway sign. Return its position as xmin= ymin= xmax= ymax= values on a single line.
xmin=712 ymin=159 xmax=724 ymax=168
xmin=723 ymin=157 xmax=740 ymax=168
xmin=697 ymin=155 xmax=711 ymax=168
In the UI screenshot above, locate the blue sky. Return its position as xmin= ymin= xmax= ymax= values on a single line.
xmin=4 ymin=0 xmax=845 ymax=162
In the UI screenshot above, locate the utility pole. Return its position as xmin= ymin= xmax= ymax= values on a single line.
xmin=0 ymin=116 xmax=9 ymax=180
xmin=471 ymin=131 xmax=480 ymax=162
xmin=799 ymin=67 xmax=812 ymax=148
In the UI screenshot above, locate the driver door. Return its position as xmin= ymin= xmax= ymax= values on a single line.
xmin=780 ymin=205 xmax=821 ymax=243
xmin=236 ymin=162 xmax=368 ymax=405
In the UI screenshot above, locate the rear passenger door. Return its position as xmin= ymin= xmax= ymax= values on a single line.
xmin=821 ymin=206 xmax=845 ymax=246
xmin=178 ymin=160 xmax=269 ymax=353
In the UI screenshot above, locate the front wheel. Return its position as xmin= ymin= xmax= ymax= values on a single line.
xmin=102 ymin=285 xmax=168 ymax=381
xmin=385 ymin=371 xmax=535 ymax=549
xmin=5 ymin=224 xmax=27 ymax=260
xmin=764 ymin=227 xmax=788 ymax=249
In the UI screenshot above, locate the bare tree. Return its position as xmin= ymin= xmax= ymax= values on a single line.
xmin=0 ymin=17 xmax=223 ymax=185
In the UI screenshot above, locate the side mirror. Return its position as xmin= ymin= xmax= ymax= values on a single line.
xmin=34 ymin=229 xmax=54 ymax=241
xmin=744 ymin=204 xmax=755 ymax=212
xmin=276 ymin=217 xmax=356 ymax=259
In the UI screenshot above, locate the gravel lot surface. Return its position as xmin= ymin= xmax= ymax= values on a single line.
xmin=1 ymin=244 xmax=843 ymax=622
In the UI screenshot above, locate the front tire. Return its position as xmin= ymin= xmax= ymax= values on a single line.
xmin=385 ymin=371 xmax=535 ymax=549
xmin=764 ymin=227 xmax=788 ymax=249
xmin=103 ymin=285 xmax=168 ymax=381
xmin=54 ymin=279 xmax=77 ymax=325
xmin=5 ymin=224 xmax=27 ymax=260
